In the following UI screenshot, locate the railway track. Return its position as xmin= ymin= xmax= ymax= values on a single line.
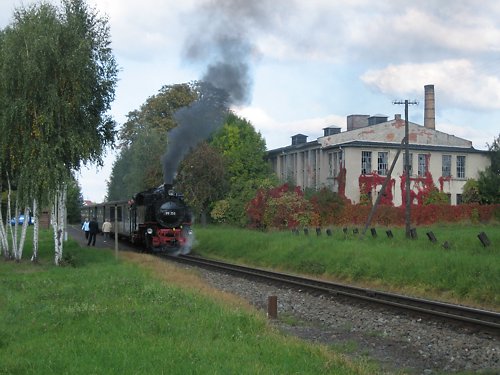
xmin=168 ymin=254 xmax=500 ymax=332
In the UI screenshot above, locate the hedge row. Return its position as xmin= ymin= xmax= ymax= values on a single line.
xmin=247 ymin=184 xmax=500 ymax=229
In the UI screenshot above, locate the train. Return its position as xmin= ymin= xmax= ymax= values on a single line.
xmin=81 ymin=184 xmax=194 ymax=255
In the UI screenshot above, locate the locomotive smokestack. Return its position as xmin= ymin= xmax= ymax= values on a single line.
xmin=164 ymin=183 xmax=174 ymax=197
xmin=424 ymin=84 xmax=435 ymax=130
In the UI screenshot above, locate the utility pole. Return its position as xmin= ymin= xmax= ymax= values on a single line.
xmin=361 ymin=138 xmax=405 ymax=237
xmin=393 ymin=99 xmax=418 ymax=238
xmin=114 ymin=204 xmax=119 ymax=259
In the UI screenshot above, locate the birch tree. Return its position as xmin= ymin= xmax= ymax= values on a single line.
xmin=0 ymin=0 xmax=118 ymax=264
xmin=0 ymin=174 xmax=11 ymax=260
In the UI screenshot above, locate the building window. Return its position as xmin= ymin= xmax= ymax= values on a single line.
xmin=378 ymin=152 xmax=388 ymax=176
xmin=361 ymin=151 xmax=372 ymax=174
xmin=402 ymin=152 xmax=413 ymax=175
xmin=328 ymin=151 xmax=342 ymax=178
xmin=418 ymin=154 xmax=428 ymax=177
xmin=456 ymin=194 xmax=462 ymax=205
xmin=442 ymin=155 xmax=451 ymax=177
xmin=328 ymin=153 xmax=333 ymax=177
xmin=456 ymin=155 xmax=466 ymax=178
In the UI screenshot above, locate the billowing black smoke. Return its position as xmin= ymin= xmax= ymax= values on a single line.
xmin=162 ymin=0 xmax=282 ymax=184
xmin=162 ymin=83 xmax=229 ymax=184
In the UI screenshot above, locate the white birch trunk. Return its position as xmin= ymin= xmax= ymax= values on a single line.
xmin=0 ymin=175 xmax=11 ymax=259
xmin=0 ymin=193 xmax=8 ymax=259
xmin=6 ymin=181 xmax=16 ymax=260
xmin=31 ymin=199 xmax=39 ymax=262
xmin=14 ymin=207 xmax=30 ymax=261
xmin=0 ymin=214 xmax=7 ymax=258
xmin=51 ymin=193 xmax=61 ymax=265
xmin=51 ymin=185 xmax=67 ymax=265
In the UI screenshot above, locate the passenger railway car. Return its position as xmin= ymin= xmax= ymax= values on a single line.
xmin=81 ymin=184 xmax=193 ymax=255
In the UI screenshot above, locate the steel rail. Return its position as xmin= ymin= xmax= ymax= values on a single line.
xmin=168 ymin=254 xmax=500 ymax=331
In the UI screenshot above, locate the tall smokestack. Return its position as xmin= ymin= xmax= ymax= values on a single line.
xmin=424 ymin=84 xmax=435 ymax=130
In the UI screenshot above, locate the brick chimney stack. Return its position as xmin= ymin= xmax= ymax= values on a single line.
xmin=424 ymin=84 xmax=435 ymax=130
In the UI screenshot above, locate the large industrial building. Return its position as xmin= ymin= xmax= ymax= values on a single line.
xmin=267 ymin=85 xmax=490 ymax=206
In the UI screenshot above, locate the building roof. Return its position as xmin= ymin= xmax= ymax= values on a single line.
xmin=319 ymin=118 xmax=473 ymax=149
xmin=321 ymin=140 xmax=488 ymax=154
xmin=268 ymin=117 xmax=485 ymax=156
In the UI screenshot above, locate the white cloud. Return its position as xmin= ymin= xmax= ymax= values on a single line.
xmin=235 ymin=106 xmax=345 ymax=150
xmin=361 ymin=59 xmax=500 ymax=111
xmin=437 ymin=122 xmax=497 ymax=151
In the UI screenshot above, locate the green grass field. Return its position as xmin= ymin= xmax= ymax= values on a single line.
xmin=193 ymin=224 xmax=500 ymax=309
xmin=0 ymin=229 xmax=378 ymax=375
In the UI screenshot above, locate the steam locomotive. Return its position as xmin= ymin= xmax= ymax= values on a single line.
xmin=81 ymin=184 xmax=193 ymax=255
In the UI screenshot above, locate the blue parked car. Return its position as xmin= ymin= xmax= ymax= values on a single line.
xmin=10 ymin=215 xmax=35 ymax=225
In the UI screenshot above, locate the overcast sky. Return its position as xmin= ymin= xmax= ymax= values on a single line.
xmin=1 ymin=0 xmax=499 ymax=202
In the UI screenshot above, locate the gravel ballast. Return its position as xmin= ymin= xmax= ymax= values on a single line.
xmin=192 ymin=266 xmax=499 ymax=374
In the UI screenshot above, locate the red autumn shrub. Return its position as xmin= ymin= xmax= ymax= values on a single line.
xmin=247 ymin=184 xmax=500 ymax=229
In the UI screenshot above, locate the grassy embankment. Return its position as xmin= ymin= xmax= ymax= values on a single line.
xmin=0 ymin=228 xmax=380 ymax=375
xmin=194 ymin=224 xmax=500 ymax=309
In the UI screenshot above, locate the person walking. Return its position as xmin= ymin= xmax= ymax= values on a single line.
xmin=102 ymin=219 xmax=112 ymax=242
xmin=82 ymin=218 xmax=90 ymax=240
xmin=87 ymin=217 xmax=99 ymax=246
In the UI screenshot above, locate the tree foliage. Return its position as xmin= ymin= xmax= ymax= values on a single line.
xmin=210 ymin=113 xmax=277 ymax=226
xmin=477 ymin=134 xmax=500 ymax=204
xmin=210 ymin=113 xmax=270 ymax=183
xmin=247 ymin=184 xmax=317 ymax=230
xmin=462 ymin=179 xmax=481 ymax=204
xmin=176 ymin=142 xmax=228 ymax=225
xmin=0 ymin=0 xmax=118 ymax=262
xmin=423 ymin=187 xmax=450 ymax=205
xmin=1 ymin=0 xmax=117 ymax=203
xmin=107 ymin=83 xmax=197 ymax=200
xmin=305 ymin=187 xmax=346 ymax=226
xmin=118 ymin=83 xmax=197 ymax=148
xmin=66 ymin=175 xmax=84 ymax=223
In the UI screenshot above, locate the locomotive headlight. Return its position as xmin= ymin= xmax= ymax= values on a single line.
xmin=146 ymin=228 xmax=153 ymax=235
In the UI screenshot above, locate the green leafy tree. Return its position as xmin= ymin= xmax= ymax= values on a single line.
xmin=66 ymin=175 xmax=84 ymax=223
xmin=423 ymin=187 xmax=450 ymax=205
xmin=119 ymin=83 xmax=197 ymax=148
xmin=107 ymin=83 xmax=197 ymax=199
xmin=106 ymin=148 xmax=131 ymax=201
xmin=176 ymin=142 xmax=228 ymax=225
xmin=462 ymin=179 xmax=481 ymax=204
xmin=0 ymin=0 xmax=118 ymax=263
xmin=122 ymin=128 xmax=166 ymax=192
xmin=477 ymin=134 xmax=500 ymax=204
xmin=210 ymin=113 xmax=276 ymax=226
xmin=211 ymin=113 xmax=270 ymax=182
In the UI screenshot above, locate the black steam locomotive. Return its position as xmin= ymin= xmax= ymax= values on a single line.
xmin=81 ymin=184 xmax=193 ymax=255
xmin=131 ymin=184 xmax=193 ymax=254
